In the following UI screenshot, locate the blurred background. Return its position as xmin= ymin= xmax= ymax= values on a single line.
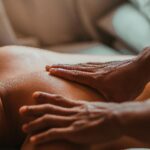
xmin=0 ymin=0 xmax=150 ymax=55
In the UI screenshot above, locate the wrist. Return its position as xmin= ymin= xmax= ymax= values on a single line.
xmin=117 ymin=101 xmax=150 ymax=139
xmin=116 ymin=103 xmax=135 ymax=137
xmin=137 ymin=47 xmax=150 ymax=64
xmin=107 ymin=103 xmax=126 ymax=138
xmin=135 ymin=48 xmax=150 ymax=80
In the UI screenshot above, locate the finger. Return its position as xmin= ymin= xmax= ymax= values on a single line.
xmin=33 ymin=92 xmax=84 ymax=107
xmin=30 ymin=127 xmax=73 ymax=144
xmin=22 ymin=115 xmax=75 ymax=133
xmin=46 ymin=64 xmax=94 ymax=72
xmin=46 ymin=65 xmax=51 ymax=71
xmin=19 ymin=104 xmax=77 ymax=117
xmin=46 ymin=64 xmax=73 ymax=71
xmin=86 ymin=62 xmax=103 ymax=66
xmin=48 ymin=62 xmax=104 ymax=68
xmin=49 ymin=69 xmax=94 ymax=87
xmin=87 ymin=61 xmax=126 ymax=68
xmin=46 ymin=64 xmax=86 ymax=70
xmin=86 ymin=62 xmax=114 ymax=69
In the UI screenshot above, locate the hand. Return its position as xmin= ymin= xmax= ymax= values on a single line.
xmin=46 ymin=58 xmax=148 ymax=102
xmin=19 ymin=92 xmax=123 ymax=145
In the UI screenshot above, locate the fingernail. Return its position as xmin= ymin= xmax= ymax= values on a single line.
xmin=22 ymin=124 xmax=28 ymax=132
xmin=33 ymin=92 xmax=41 ymax=99
xmin=30 ymin=136 xmax=36 ymax=143
xmin=19 ymin=106 xmax=28 ymax=114
xmin=49 ymin=68 xmax=57 ymax=74
xmin=45 ymin=65 xmax=51 ymax=71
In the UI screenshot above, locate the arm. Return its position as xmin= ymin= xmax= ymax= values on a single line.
xmin=119 ymin=100 xmax=150 ymax=143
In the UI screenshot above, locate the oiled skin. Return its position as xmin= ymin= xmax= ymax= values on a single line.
xmin=0 ymin=46 xmax=149 ymax=149
xmin=0 ymin=46 xmax=104 ymax=147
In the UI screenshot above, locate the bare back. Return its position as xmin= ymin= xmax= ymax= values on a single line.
xmin=0 ymin=46 xmax=104 ymax=147
xmin=0 ymin=46 xmax=148 ymax=149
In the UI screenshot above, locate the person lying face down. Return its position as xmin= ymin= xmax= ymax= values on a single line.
xmin=0 ymin=45 xmax=149 ymax=150
xmin=0 ymin=46 xmax=104 ymax=150
xmin=20 ymin=48 xmax=150 ymax=149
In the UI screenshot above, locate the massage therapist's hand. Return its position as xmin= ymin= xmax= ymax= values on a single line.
xmin=46 ymin=49 xmax=150 ymax=102
xmin=20 ymin=92 xmax=123 ymax=145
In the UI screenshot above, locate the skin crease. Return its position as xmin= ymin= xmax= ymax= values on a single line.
xmin=0 ymin=45 xmax=149 ymax=150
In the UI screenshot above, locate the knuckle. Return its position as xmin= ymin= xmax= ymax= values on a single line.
xmin=69 ymin=107 xmax=79 ymax=114
xmin=49 ymin=128 xmax=56 ymax=134
xmin=78 ymin=104 xmax=89 ymax=116
xmin=55 ymin=95 xmax=63 ymax=100
xmin=51 ymin=94 xmax=58 ymax=98
xmin=68 ymin=116 xmax=76 ymax=122
xmin=43 ymin=114 xmax=50 ymax=122
xmin=57 ymin=97 xmax=65 ymax=104
xmin=53 ymin=95 xmax=62 ymax=100
xmin=70 ymin=71 xmax=78 ymax=78
xmin=92 ymin=73 xmax=99 ymax=80
xmin=72 ymin=120 xmax=86 ymax=129
xmin=46 ymin=105 xmax=57 ymax=113
xmin=27 ymin=107 xmax=33 ymax=114
xmin=27 ymin=123 xmax=34 ymax=130
xmin=44 ymin=104 xmax=52 ymax=110
xmin=91 ymin=67 xmax=97 ymax=72
xmin=73 ymin=71 xmax=79 ymax=76
xmin=50 ymin=128 xmax=62 ymax=137
xmin=80 ymin=103 xmax=88 ymax=111
xmin=44 ymin=131 xmax=50 ymax=138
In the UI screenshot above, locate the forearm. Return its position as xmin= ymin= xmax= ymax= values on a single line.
xmin=118 ymin=100 xmax=150 ymax=143
xmin=128 ymin=48 xmax=150 ymax=98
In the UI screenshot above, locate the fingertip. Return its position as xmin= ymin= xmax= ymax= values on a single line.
xmin=49 ymin=68 xmax=57 ymax=74
xmin=33 ymin=91 xmax=50 ymax=99
xmin=30 ymin=136 xmax=37 ymax=143
xmin=19 ymin=106 xmax=28 ymax=115
xmin=22 ymin=124 xmax=28 ymax=132
xmin=32 ymin=91 xmax=42 ymax=99
xmin=33 ymin=92 xmax=54 ymax=104
xmin=33 ymin=92 xmax=46 ymax=104
xmin=45 ymin=65 xmax=51 ymax=71
xmin=50 ymin=68 xmax=66 ymax=75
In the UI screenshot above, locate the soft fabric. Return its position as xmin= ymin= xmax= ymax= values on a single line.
xmin=50 ymin=42 xmax=122 ymax=55
xmin=113 ymin=3 xmax=150 ymax=52
xmin=0 ymin=1 xmax=17 ymax=45
xmin=3 ymin=0 xmax=122 ymax=46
